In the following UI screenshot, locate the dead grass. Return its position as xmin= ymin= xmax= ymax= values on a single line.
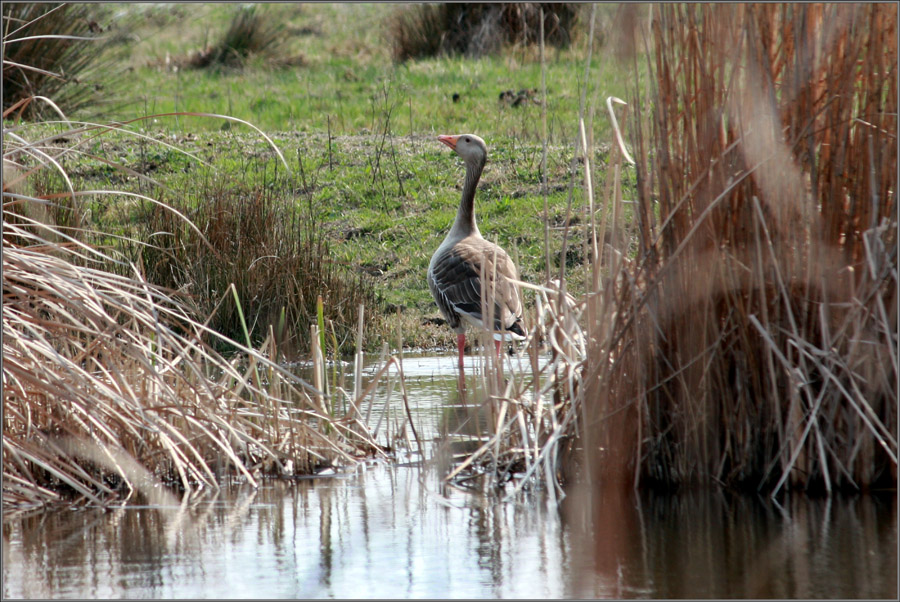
xmin=446 ymin=3 xmax=897 ymax=499
xmin=1 ymin=3 xmax=128 ymax=120
xmin=2 ymin=203 xmax=381 ymax=510
xmin=579 ymin=3 xmax=897 ymax=495
xmin=388 ymin=3 xmax=579 ymax=62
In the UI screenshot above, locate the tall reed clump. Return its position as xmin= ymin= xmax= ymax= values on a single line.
xmin=133 ymin=167 xmax=381 ymax=359
xmin=580 ymin=4 xmax=897 ymax=495
xmin=2 ymin=3 xmax=126 ymax=120
xmin=3 ymin=136 xmax=383 ymax=511
xmin=389 ymin=3 xmax=579 ymax=61
xmin=187 ymin=4 xmax=300 ymax=70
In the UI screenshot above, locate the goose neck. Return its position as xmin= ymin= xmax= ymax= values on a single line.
xmin=451 ymin=158 xmax=484 ymax=236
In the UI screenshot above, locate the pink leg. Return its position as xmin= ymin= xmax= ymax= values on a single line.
xmin=457 ymin=370 xmax=467 ymax=405
xmin=456 ymin=333 xmax=468 ymax=401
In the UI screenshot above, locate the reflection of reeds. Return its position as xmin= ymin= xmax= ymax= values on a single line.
xmin=583 ymin=4 xmax=897 ymax=494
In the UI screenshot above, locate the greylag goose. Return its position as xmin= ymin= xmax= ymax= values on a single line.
xmin=428 ymin=134 xmax=526 ymax=370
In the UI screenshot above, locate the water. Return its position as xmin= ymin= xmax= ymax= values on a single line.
xmin=3 ymin=353 xmax=897 ymax=599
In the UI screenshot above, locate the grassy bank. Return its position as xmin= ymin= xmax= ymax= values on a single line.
xmin=98 ymin=4 xmax=622 ymax=141
xmin=26 ymin=124 xmax=638 ymax=353
xmin=12 ymin=3 xmax=638 ymax=355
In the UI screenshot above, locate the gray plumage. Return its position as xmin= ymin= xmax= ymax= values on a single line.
xmin=428 ymin=134 xmax=526 ymax=343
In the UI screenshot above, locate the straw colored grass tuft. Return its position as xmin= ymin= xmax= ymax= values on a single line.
xmin=2 ymin=205 xmax=381 ymax=510
xmin=2 ymin=120 xmax=382 ymax=512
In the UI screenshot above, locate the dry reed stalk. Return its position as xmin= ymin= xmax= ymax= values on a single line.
xmin=2 ymin=215 xmax=383 ymax=510
xmin=442 ymin=11 xmax=604 ymax=497
xmin=456 ymin=3 xmax=897 ymax=500
xmin=440 ymin=275 xmax=586 ymax=500
xmin=579 ymin=3 xmax=897 ymax=494
xmin=2 ymin=118 xmax=382 ymax=511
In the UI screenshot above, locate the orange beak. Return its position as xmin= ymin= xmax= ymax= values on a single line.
xmin=437 ymin=135 xmax=458 ymax=150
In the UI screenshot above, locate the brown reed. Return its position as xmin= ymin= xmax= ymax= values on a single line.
xmin=2 ymin=122 xmax=381 ymax=512
xmin=2 ymin=210 xmax=381 ymax=510
xmin=580 ymin=3 xmax=897 ymax=495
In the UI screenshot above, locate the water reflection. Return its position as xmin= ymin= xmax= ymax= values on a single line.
xmin=3 ymin=467 xmax=896 ymax=599
xmin=2 ymin=353 xmax=897 ymax=598
xmin=562 ymin=484 xmax=898 ymax=599
xmin=338 ymin=351 xmax=539 ymax=445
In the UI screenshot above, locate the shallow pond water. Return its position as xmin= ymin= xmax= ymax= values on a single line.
xmin=2 ymin=353 xmax=897 ymax=598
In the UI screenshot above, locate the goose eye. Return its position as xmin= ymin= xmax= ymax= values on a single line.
xmin=464 ymin=137 xmax=470 ymax=143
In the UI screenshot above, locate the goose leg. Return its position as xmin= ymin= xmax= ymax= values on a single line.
xmin=494 ymin=339 xmax=505 ymax=385
xmin=457 ymin=371 xmax=467 ymax=405
xmin=456 ymin=334 xmax=468 ymax=399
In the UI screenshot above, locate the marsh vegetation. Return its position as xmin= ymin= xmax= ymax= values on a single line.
xmin=2 ymin=3 xmax=896 ymax=515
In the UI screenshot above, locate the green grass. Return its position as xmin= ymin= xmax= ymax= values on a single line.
xmin=15 ymin=3 xmax=644 ymax=353
xmin=114 ymin=45 xmax=627 ymax=143
xmin=98 ymin=4 xmax=632 ymax=140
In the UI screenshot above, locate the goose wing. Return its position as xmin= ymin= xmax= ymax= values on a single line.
xmin=429 ymin=237 xmax=525 ymax=337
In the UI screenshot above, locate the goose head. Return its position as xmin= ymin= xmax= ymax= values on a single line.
xmin=438 ymin=134 xmax=487 ymax=167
